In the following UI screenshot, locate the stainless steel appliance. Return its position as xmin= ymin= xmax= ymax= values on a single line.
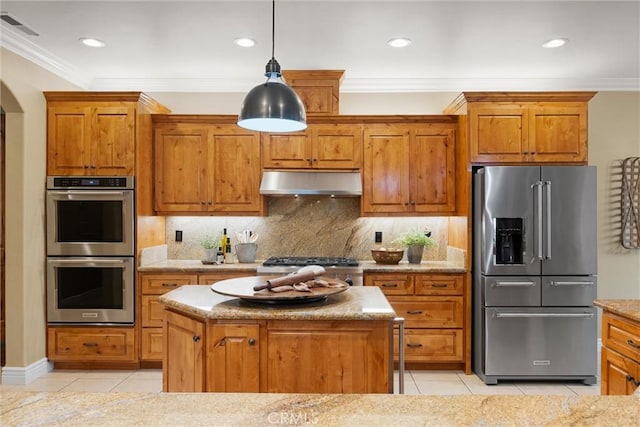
xmin=472 ymin=166 xmax=597 ymax=385
xmin=46 ymin=176 xmax=136 ymax=325
xmin=47 ymin=257 xmax=135 ymax=324
xmin=46 ymin=176 xmax=135 ymax=256
xmin=257 ymin=256 xmax=363 ymax=286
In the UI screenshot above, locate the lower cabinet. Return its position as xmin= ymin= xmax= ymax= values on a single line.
xmin=163 ymin=309 xmax=205 ymax=392
xmin=365 ymin=272 xmax=466 ymax=366
xmin=162 ymin=309 xmax=392 ymax=393
xmin=47 ymin=326 xmax=136 ymax=364
xmin=139 ymin=271 xmax=252 ymax=363
xmin=600 ymin=311 xmax=640 ymax=395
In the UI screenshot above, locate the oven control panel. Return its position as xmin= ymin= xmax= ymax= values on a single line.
xmin=48 ymin=176 xmax=134 ymax=189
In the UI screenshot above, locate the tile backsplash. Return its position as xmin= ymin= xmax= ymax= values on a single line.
xmin=166 ymin=198 xmax=450 ymax=261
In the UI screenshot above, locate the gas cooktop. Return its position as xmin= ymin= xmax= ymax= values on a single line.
xmin=262 ymin=256 xmax=359 ymax=267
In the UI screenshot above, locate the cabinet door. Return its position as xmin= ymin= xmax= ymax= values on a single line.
xmin=266 ymin=320 xmax=390 ymax=393
xmin=362 ymin=126 xmax=411 ymax=213
xmin=210 ymin=126 xmax=262 ymax=213
xmin=208 ymin=323 xmax=260 ymax=392
xmin=91 ymin=106 xmax=136 ymax=175
xmin=47 ymin=106 xmax=92 ymax=175
xmin=154 ymin=126 xmax=208 ymax=212
xmin=311 ymin=124 xmax=362 ymax=169
xmin=601 ymin=346 xmax=640 ymax=396
xmin=410 ymin=127 xmax=456 ymax=213
xmin=528 ymin=105 xmax=587 ymax=163
xmin=469 ymin=105 xmax=528 ymax=163
xmin=261 ymin=131 xmax=312 ymax=168
xmin=163 ymin=310 xmax=205 ymax=392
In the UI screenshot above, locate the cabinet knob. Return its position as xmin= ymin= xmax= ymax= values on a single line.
xmin=248 ymin=338 xmax=256 ymax=346
xmin=411 ymin=201 xmax=416 ymax=205
xmin=312 ymin=158 xmax=318 ymax=162
xmin=523 ymin=151 xmax=528 ymax=155
xmin=530 ymin=151 xmax=536 ymax=155
xmin=83 ymin=165 xmax=89 ymax=169
xmin=201 ymin=201 xmax=206 ymax=205
xmin=208 ymin=201 xmax=213 ymax=205
xmin=305 ymin=158 xmax=311 ymax=162
xmin=404 ymin=202 xmax=409 ymax=206
xmin=192 ymin=335 xmax=200 ymax=342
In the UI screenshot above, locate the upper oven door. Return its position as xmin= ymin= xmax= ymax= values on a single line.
xmin=47 ymin=189 xmax=135 ymax=256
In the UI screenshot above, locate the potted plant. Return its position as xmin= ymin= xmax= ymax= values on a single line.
xmin=393 ymin=230 xmax=435 ymax=264
xmin=200 ymin=233 xmax=220 ymax=262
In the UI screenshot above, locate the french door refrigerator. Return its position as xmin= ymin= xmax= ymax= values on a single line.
xmin=472 ymin=166 xmax=597 ymax=385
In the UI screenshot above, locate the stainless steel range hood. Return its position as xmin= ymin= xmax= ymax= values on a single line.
xmin=259 ymin=171 xmax=362 ymax=196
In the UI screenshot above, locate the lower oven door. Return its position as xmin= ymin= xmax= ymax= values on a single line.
xmin=47 ymin=257 xmax=135 ymax=325
xmin=484 ymin=307 xmax=597 ymax=377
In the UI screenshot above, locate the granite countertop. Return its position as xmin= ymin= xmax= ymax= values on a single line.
xmin=3 ymin=391 xmax=638 ymax=426
xmin=138 ymin=259 xmax=466 ymax=273
xmin=594 ymin=299 xmax=640 ymax=323
xmin=159 ymin=284 xmax=396 ymax=321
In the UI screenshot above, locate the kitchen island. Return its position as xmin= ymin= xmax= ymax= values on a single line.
xmin=159 ymin=284 xmax=396 ymax=394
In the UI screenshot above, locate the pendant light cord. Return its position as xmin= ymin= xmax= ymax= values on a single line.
xmin=271 ymin=0 xmax=275 ymax=61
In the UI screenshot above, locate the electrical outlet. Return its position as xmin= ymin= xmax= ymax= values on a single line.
xmin=175 ymin=230 xmax=183 ymax=242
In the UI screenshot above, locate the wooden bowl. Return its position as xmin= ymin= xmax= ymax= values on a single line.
xmin=371 ymin=249 xmax=404 ymax=264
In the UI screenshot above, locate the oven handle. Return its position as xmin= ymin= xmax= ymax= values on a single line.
xmin=47 ymin=190 xmax=130 ymax=197
xmin=48 ymin=258 xmax=126 ymax=264
xmin=494 ymin=312 xmax=594 ymax=318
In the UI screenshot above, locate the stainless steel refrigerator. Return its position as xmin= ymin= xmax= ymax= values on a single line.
xmin=472 ymin=166 xmax=597 ymax=385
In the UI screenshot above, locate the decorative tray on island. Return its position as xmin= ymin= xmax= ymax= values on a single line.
xmin=210 ymin=275 xmax=349 ymax=304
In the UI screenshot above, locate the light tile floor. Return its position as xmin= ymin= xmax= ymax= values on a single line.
xmin=1 ymin=369 xmax=600 ymax=396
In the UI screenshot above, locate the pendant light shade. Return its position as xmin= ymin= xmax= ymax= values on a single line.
xmin=238 ymin=0 xmax=306 ymax=133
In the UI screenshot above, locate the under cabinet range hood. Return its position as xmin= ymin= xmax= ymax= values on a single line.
xmin=259 ymin=171 xmax=362 ymax=196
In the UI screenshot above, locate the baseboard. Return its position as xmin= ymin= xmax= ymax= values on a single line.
xmin=1 ymin=357 xmax=53 ymax=385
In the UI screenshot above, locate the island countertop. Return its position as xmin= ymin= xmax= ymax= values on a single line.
xmin=594 ymin=299 xmax=640 ymax=322
xmin=159 ymin=284 xmax=397 ymax=321
xmin=3 ymin=391 xmax=638 ymax=426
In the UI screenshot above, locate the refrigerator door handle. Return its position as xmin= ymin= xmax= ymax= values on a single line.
xmin=544 ymin=181 xmax=552 ymax=260
xmin=492 ymin=281 xmax=537 ymax=287
xmin=549 ymin=281 xmax=595 ymax=287
xmin=494 ymin=312 xmax=594 ymax=319
xmin=532 ymin=181 xmax=544 ymax=260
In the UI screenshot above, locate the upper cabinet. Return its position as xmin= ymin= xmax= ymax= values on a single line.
xmin=261 ymin=123 xmax=362 ymax=169
xmin=153 ymin=117 xmax=263 ymax=215
xmin=362 ymin=121 xmax=457 ymax=215
xmin=282 ymin=70 xmax=344 ymax=115
xmin=444 ymin=92 xmax=596 ymax=164
xmin=45 ymin=92 xmax=169 ymax=176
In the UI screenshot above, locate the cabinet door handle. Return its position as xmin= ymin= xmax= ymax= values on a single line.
xmin=627 ymin=339 xmax=640 ymax=349
xmin=192 ymin=335 xmax=200 ymax=342
xmin=312 ymin=158 xmax=318 ymax=162
xmin=82 ymin=342 xmax=98 ymax=347
xmin=431 ymin=283 xmax=448 ymax=288
xmin=248 ymin=338 xmax=256 ymax=346
xmin=523 ymin=151 xmax=529 ymax=155
xmin=626 ymin=374 xmax=640 ymax=387
xmin=200 ymin=201 xmax=206 ymax=205
xmin=91 ymin=165 xmax=96 ymax=169
xmin=382 ymin=283 xmax=398 ymax=288
xmin=162 ymin=283 xmax=178 ymax=287
xmin=208 ymin=201 xmax=213 ymax=205
xmin=83 ymin=165 xmax=89 ymax=169
xmin=406 ymin=310 xmax=423 ymax=315
xmin=407 ymin=343 xmax=423 ymax=348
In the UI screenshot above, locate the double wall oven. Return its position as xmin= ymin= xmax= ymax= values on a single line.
xmin=46 ymin=176 xmax=135 ymax=325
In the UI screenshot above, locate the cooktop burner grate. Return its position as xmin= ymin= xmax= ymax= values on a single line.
xmin=262 ymin=256 xmax=359 ymax=267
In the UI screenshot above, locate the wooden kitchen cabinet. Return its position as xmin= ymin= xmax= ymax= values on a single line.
xmin=207 ymin=322 xmax=261 ymax=392
xmin=444 ymin=92 xmax=596 ymax=164
xmin=365 ymin=272 xmax=466 ymax=365
xmin=261 ymin=123 xmax=362 ymax=169
xmin=281 ymin=70 xmax=344 ymax=115
xmin=47 ymin=326 xmax=136 ymax=363
xmin=45 ymin=92 xmax=169 ymax=177
xmin=153 ymin=119 xmax=263 ymax=215
xmin=139 ymin=271 xmax=251 ymax=363
xmin=163 ymin=309 xmax=205 ymax=392
xmin=600 ymin=310 xmax=640 ymax=395
xmin=362 ymin=123 xmax=456 ymax=215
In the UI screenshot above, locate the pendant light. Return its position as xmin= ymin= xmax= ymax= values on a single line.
xmin=238 ymin=0 xmax=307 ymax=132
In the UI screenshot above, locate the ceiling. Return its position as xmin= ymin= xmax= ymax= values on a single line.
xmin=1 ymin=0 xmax=639 ymax=93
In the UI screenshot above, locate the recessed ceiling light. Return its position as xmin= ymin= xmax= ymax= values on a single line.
xmin=542 ymin=38 xmax=568 ymax=48
xmin=79 ymin=37 xmax=105 ymax=47
xmin=387 ymin=37 xmax=412 ymax=48
xmin=234 ymin=37 xmax=256 ymax=47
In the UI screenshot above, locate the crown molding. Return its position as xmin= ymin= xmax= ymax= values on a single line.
xmin=0 ymin=26 xmax=91 ymax=89
xmin=2 ymin=25 xmax=638 ymax=93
